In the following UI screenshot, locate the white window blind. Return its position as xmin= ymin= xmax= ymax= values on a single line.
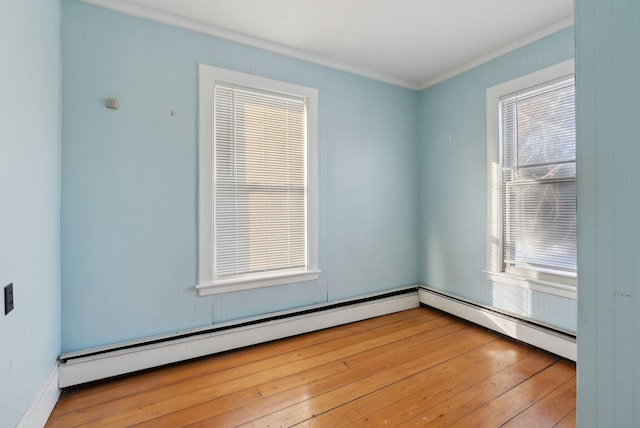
xmin=500 ymin=78 xmax=576 ymax=275
xmin=214 ymin=83 xmax=308 ymax=281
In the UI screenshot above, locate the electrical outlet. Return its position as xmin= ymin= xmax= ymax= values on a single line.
xmin=4 ymin=283 xmax=14 ymax=315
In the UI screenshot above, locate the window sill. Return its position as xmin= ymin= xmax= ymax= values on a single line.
xmin=196 ymin=270 xmax=320 ymax=296
xmin=484 ymin=270 xmax=577 ymax=300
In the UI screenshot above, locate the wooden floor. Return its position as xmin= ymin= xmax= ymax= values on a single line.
xmin=46 ymin=307 xmax=576 ymax=427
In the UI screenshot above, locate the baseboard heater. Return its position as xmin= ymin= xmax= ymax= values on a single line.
xmin=418 ymin=286 xmax=576 ymax=361
xmin=58 ymin=286 xmax=420 ymax=388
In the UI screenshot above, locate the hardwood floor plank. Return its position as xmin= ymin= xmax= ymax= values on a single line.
xmin=51 ymin=308 xmax=427 ymax=417
xmin=340 ymin=315 xmax=460 ymax=369
xmin=555 ymin=409 xmax=577 ymax=427
xmin=126 ymin=362 xmax=351 ymax=428
xmin=128 ymin=316 xmax=470 ymax=427
xmin=298 ymin=339 xmax=535 ymax=427
xmin=231 ymin=328 xmax=497 ymax=427
xmin=449 ymin=360 xmax=576 ymax=427
xmin=47 ymin=311 xmax=432 ymax=427
xmin=175 ymin=326 xmax=481 ymax=427
xmin=258 ymin=314 xmax=457 ymax=397
xmin=44 ymin=308 xmax=577 ymax=428
xmin=395 ymin=351 xmax=557 ymax=427
xmin=502 ymin=376 xmax=577 ymax=427
xmin=346 ymin=350 xmax=554 ymax=426
xmin=51 ymin=323 xmax=361 ymax=416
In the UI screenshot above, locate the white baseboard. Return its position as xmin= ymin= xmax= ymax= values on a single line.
xmin=59 ymin=287 xmax=420 ymax=388
xmin=17 ymin=364 xmax=60 ymax=428
xmin=418 ymin=286 xmax=576 ymax=361
xmin=58 ymin=284 xmax=576 ymax=388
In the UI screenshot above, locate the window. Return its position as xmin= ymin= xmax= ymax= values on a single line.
xmin=486 ymin=60 xmax=576 ymax=298
xmin=501 ymin=78 xmax=576 ymax=274
xmin=197 ymin=65 xmax=318 ymax=296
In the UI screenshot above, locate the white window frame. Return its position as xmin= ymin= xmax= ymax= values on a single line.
xmin=197 ymin=64 xmax=319 ymax=296
xmin=485 ymin=59 xmax=576 ymax=300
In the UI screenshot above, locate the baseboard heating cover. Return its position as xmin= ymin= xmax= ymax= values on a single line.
xmin=58 ymin=286 xmax=420 ymax=388
xmin=418 ymin=286 xmax=576 ymax=361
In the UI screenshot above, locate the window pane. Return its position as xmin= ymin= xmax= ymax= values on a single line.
xmin=214 ymin=84 xmax=307 ymax=279
xmin=516 ymin=84 xmax=575 ymax=167
xmin=504 ymin=180 xmax=577 ymax=272
xmin=501 ymin=78 xmax=576 ymax=274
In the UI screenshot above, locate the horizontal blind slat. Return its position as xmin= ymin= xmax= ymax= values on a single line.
xmin=213 ymin=83 xmax=308 ymax=278
xmin=501 ymin=77 xmax=576 ymax=273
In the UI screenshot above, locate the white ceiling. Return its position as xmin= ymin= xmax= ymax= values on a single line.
xmin=108 ymin=0 xmax=574 ymax=88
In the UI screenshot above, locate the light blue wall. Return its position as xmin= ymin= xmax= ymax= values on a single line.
xmin=417 ymin=28 xmax=577 ymax=331
xmin=0 ymin=0 xmax=61 ymax=426
xmin=576 ymin=0 xmax=640 ymax=425
xmin=61 ymin=1 xmax=418 ymax=352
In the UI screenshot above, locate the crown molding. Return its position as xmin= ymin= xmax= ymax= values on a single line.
xmin=418 ymin=16 xmax=574 ymax=90
xmin=76 ymin=0 xmax=420 ymax=90
xmin=76 ymin=1 xmax=572 ymax=92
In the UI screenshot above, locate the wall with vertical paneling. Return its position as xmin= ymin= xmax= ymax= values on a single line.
xmin=417 ymin=28 xmax=577 ymax=331
xmin=61 ymin=0 xmax=418 ymax=351
xmin=576 ymin=0 xmax=640 ymax=425
xmin=0 ymin=1 xmax=61 ymax=426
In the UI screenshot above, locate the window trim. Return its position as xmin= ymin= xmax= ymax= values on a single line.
xmin=197 ymin=64 xmax=319 ymax=296
xmin=486 ymin=59 xmax=576 ymax=300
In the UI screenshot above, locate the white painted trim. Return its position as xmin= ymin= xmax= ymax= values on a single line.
xmin=17 ymin=364 xmax=60 ymax=428
xmin=418 ymin=286 xmax=576 ymax=361
xmin=197 ymin=64 xmax=319 ymax=296
xmin=419 ymin=17 xmax=575 ymax=90
xmin=61 ymin=285 xmax=416 ymax=360
xmin=486 ymin=59 xmax=576 ymax=297
xmin=197 ymin=270 xmax=320 ymax=296
xmin=58 ymin=287 xmax=420 ymax=387
xmin=77 ymin=0 xmax=418 ymax=90
xmin=485 ymin=271 xmax=577 ymax=300
xmin=197 ymin=64 xmax=213 ymax=289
